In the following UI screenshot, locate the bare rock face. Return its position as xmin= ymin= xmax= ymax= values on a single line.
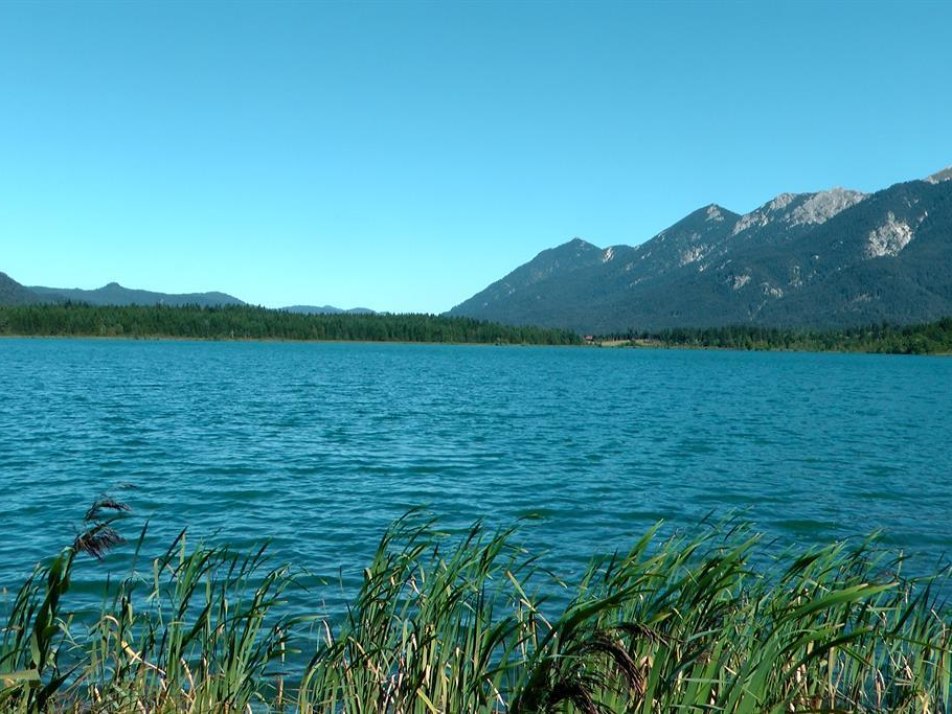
xmin=786 ymin=188 xmax=867 ymax=227
xmin=732 ymin=188 xmax=867 ymax=237
xmin=926 ymin=166 xmax=952 ymax=184
xmin=865 ymin=212 xmax=916 ymax=258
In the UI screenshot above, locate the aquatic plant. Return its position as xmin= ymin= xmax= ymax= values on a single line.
xmin=1 ymin=504 xmax=949 ymax=712
xmin=0 ymin=497 xmax=129 ymax=712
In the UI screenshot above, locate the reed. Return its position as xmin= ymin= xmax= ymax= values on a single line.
xmin=1 ymin=504 xmax=949 ymax=713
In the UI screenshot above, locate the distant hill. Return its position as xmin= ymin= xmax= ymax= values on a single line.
xmin=1 ymin=274 xmax=379 ymax=315
xmin=28 ymin=282 xmax=246 ymax=308
xmin=281 ymin=305 xmax=376 ymax=315
xmin=0 ymin=272 xmax=42 ymax=306
xmin=449 ymin=166 xmax=952 ymax=332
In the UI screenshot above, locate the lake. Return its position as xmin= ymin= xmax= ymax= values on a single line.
xmin=1 ymin=338 xmax=950 ymax=613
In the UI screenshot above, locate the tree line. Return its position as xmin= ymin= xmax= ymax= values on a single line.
xmin=610 ymin=318 xmax=952 ymax=354
xmin=0 ymin=303 xmax=581 ymax=345
xmin=4 ymin=303 xmax=950 ymax=353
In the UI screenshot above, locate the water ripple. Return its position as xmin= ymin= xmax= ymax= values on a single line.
xmin=1 ymin=339 xmax=950 ymax=608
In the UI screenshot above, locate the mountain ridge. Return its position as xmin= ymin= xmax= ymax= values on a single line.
xmin=449 ymin=167 xmax=952 ymax=332
xmin=281 ymin=305 xmax=376 ymax=315
xmin=27 ymin=282 xmax=246 ymax=308
xmin=0 ymin=272 xmax=42 ymax=306
xmin=0 ymin=276 xmax=375 ymax=315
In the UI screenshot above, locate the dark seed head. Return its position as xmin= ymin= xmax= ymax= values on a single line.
xmin=73 ymin=523 xmax=124 ymax=560
xmin=84 ymin=497 xmax=131 ymax=523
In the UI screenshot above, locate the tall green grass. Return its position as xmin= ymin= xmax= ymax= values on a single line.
xmin=1 ymin=503 xmax=949 ymax=712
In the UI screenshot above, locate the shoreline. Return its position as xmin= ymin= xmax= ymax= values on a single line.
xmin=0 ymin=333 xmax=579 ymax=348
xmin=2 ymin=332 xmax=949 ymax=356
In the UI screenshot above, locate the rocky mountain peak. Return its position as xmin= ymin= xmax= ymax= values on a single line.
xmin=566 ymin=237 xmax=597 ymax=251
xmin=926 ymin=166 xmax=952 ymax=184
xmin=449 ymin=165 xmax=952 ymax=332
xmin=767 ymin=193 xmax=799 ymax=212
xmin=705 ymin=204 xmax=728 ymax=222
xmin=732 ymin=188 xmax=866 ymax=236
xmin=787 ymin=188 xmax=867 ymax=226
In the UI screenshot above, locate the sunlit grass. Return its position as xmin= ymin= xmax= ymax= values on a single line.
xmin=2 ymin=503 xmax=949 ymax=712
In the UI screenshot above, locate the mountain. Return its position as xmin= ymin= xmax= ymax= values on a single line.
xmin=281 ymin=305 xmax=376 ymax=315
xmin=927 ymin=167 xmax=952 ymax=184
xmin=3 ymin=274 xmax=376 ymax=314
xmin=0 ymin=272 xmax=43 ymax=306
xmin=449 ymin=167 xmax=952 ymax=332
xmin=27 ymin=282 xmax=246 ymax=307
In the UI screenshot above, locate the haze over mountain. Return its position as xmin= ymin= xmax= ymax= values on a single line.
xmin=281 ymin=305 xmax=376 ymax=315
xmin=0 ymin=272 xmax=41 ymax=306
xmin=0 ymin=279 xmax=371 ymax=315
xmin=449 ymin=167 xmax=952 ymax=333
xmin=27 ymin=282 xmax=246 ymax=308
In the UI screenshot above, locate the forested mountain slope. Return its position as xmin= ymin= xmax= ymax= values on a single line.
xmin=450 ymin=168 xmax=952 ymax=332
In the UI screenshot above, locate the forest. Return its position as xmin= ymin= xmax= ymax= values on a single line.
xmin=3 ymin=303 xmax=952 ymax=354
xmin=610 ymin=317 xmax=952 ymax=354
xmin=0 ymin=303 xmax=581 ymax=345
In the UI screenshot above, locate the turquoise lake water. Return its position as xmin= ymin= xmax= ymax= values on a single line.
xmin=1 ymin=338 xmax=950 ymax=612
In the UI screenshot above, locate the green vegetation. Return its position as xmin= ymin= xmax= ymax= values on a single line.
xmin=2 ymin=503 xmax=950 ymax=712
xmin=6 ymin=303 xmax=952 ymax=353
xmin=0 ymin=303 xmax=580 ymax=345
xmin=603 ymin=318 xmax=952 ymax=354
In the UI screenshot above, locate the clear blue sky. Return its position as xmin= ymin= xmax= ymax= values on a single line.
xmin=2 ymin=1 xmax=950 ymax=313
